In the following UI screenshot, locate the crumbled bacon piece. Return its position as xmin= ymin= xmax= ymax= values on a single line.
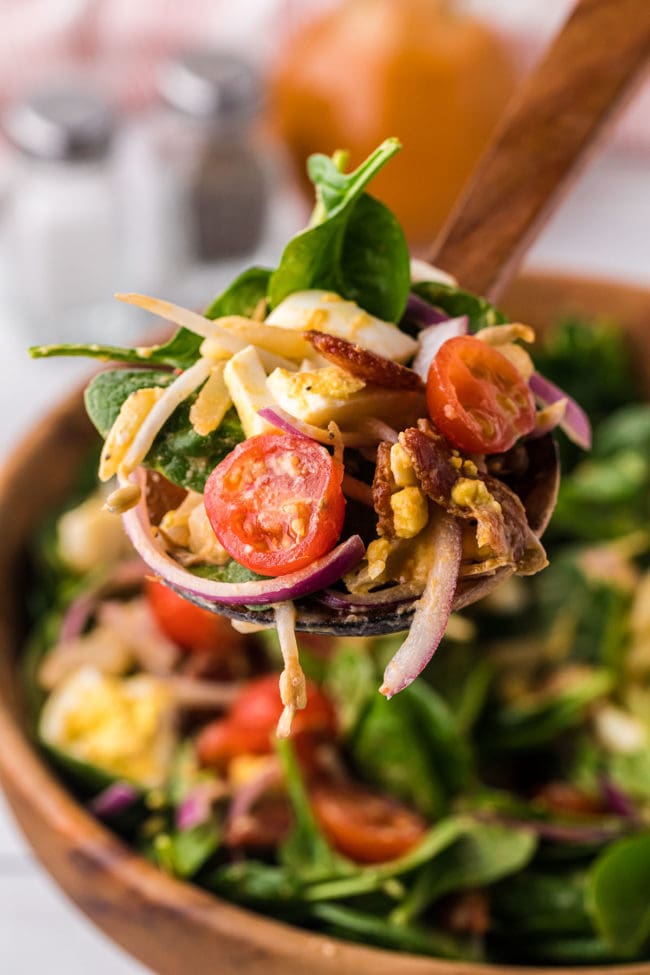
xmin=372 ymin=441 xmax=397 ymax=537
xmin=303 ymin=330 xmax=423 ymax=390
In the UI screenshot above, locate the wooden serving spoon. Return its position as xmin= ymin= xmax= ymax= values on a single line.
xmin=189 ymin=0 xmax=650 ymax=634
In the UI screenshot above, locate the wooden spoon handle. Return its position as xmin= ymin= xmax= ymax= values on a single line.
xmin=429 ymin=0 xmax=650 ymax=301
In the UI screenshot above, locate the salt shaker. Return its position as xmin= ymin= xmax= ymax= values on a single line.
xmin=156 ymin=50 xmax=268 ymax=266
xmin=2 ymin=87 xmax=121 ymax=340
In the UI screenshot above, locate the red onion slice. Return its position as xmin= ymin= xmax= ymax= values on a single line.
xmin=412 ymin=317 xmax=468 ymax=381
xmin=258 ymin=406 xmax=375 ymax=448
xmin=226 ymin=758 xmax=283 ymax=842
xmin=59 ymin=559 xmax=146 ymax=643
xmin=380 ymin=512 xmax=463 ymax=698
xmin=121 ymin=471 xmax=365 ymax=606
xmin=89 ymin=781 xmax=139 ymax=818
xmin=402 ymin=292 xmax=449 ymax=329
xmin=318 ymin=584 xmax=422 ymax=612
xmin=176 ymin=780 xmax=226 ymax=831
xmin=529 ymin=372 xmax=592 ymax=449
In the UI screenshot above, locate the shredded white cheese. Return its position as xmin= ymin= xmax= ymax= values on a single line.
xmin=274 ymin=601 xmax=307 ymax=738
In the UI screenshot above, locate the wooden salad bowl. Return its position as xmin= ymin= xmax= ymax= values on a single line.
xmin=0 ymin=271 xmax=649 ymax=975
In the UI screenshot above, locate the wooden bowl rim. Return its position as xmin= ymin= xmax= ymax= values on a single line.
xmin=1 ymin=270 xmax=649 ymax=975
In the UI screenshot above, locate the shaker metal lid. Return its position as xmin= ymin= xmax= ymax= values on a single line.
xmin=3 ymin=87 xmax=114 ymax=161
xmin=158 ymin=49 xmax=262 ymax=122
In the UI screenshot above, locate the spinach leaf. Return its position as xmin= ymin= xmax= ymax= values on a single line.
xmin=151 ymin=821 xmax=220 ymax=879
xmin=276 ymin=738 xmax=351 ymax=884
xmin=308 ymin=902 xmax=470 ymax=960
xmin=480 ymin=668 xmax=612 ymax=751
xmin=84 ymin=369 xmax=244 ymax=492
xmin=189 ymin=561 xmax=264 ymax=585
xmin=30 ymin=266 xmax=272 ymax=369
xmin=411 ymin=281 xmax=507 ymax=331
xmin=391 ymin=820 xmax=537 ymax=926
xmin=349 ymin=679 xmax=469 ymax=817
xmin=303 ymin=818 xmax=467 ymax=902
xmin=203 ymin=266 xmax=271 ymax=320
xmin=491 ymin=868 xmax=593 ymax=937
xmin=206 ymin=860 xmax=301 ymax=908
xmin=269 ymin=139 xmax=410 ymax=322
xmin=323 ymin=641 xmax=376 ymax=735
xmin=587 ymin=832 xmax=650 ymax=956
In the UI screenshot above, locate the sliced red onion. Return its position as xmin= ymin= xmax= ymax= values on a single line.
xmin=599 ymin=775 xmax=639 ymax=820
xmin=175 ymin=780 xmax=225 ymax=831
xmin=59 ymin=559 xmax=146 ymax=643
xmin=380 ymin=512 xmax=462 ymax=698
xmin=121 ymin=471 xmax=365 ymax=606
xmin=402 ymin=292 xmax=449 ymax=329
xmin=89 ymin=781 xmax=139 ymax=818
xmin=258 ymin=406 xmax=374 ymax=448
xmin=412 ymin=317 xmax=468 ymax=381
xmin=226 ymin=759 xmax=283 ymax=841
xmin=474 ymin=812 xmax=625 ymax=845
xmin=318 ymin=583 xmax=422 ymax=612
xmin=529 ymin=372 xmax=592 ymax=449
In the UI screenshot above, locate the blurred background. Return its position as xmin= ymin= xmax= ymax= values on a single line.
xmin=0 ymin=1 xmax=648 ymax=972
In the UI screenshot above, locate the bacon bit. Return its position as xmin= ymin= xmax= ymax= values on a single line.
xmin=372 ymin=442 xmax=397 ymax=537
xmin=145 ymin=471 xmax=187 ymax=527
xmin=439 ymin=890 xmax=490 ymax=936
xmin=400 ymin=423 xmax=542 ymax=572
xmin=304 ymin=330 xmax=423 ymax=390
xmin=533 ymin=781 xmax=606 ymax=816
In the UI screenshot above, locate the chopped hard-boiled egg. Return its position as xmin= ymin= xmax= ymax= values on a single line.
xmin=39 ymin=666 xmax=176 ymax=787
xmin=390 ymin=486 xmax=429 ymax=539
xmin=224 ymin=345 xmax=279 ymax=438
xmin=390 ymin=442 xmax=418 ymax=487
xmin=267 ymin=364 xmax=425 ymax=428
xmin=266 ymin=365 xmax=365 ymax=426
xmin=266 ymin=290 xmax=418 ymax=363
xmin=99 ymin=387 xmax=165 ymax=481
xmin=57 ymin=490 xmax=132 ymax=572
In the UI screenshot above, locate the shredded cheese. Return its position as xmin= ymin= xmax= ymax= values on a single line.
xmin=189 ymin=362 xmax=231 ymax=436
xmin=120 ymin=358 xmax=212 ymax=477
xmin=274 ymin=601 xmax=307 ymax=738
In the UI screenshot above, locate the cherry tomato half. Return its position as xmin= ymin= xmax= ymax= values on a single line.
xmin=427 ymin=335 xmax=536 ymax=454
xmin=145 ymin=578 xmax=241 ymax=654
xmin=310 ymin=783 xmax=427 ymax=864
xmin=197 ymin=674 xmax=337 ymax=767
xmin=204 ymin=433 xmax=346 ymax=576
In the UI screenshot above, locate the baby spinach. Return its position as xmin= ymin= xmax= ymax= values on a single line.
xmin=308 ymin=902 xmax=469 ymax=960
xmin=151 ymin=821 xmax=221 ymax=880
xmin=391 ymin=820 xmax=537 ymax=926
xmin=85 ymin=369 xmax=244 ymax=492
xmin=349 ymin=679 xmax=470 ymax=817
xmin=587 ymin=833 xmax=650 ymax=956
xmin=30 ymin=266 xmax=272 ymax=370
xmin=411 ymin=281 xmax=507 ymax=331
xmin=269 ymin=139 xmax=410 ymax=322
xmin=276 ymin=738 xmax=351 ymax=884
xmin=207 ymin=860 xmax=301 ymax=908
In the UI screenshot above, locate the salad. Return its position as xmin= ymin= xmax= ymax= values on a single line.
xmin=31 ymin=138 xmax=589 ymax=732
xmin=24 ymin=315 xmax=650 ymax=965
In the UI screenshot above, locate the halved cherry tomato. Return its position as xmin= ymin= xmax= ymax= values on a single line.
xmin=427 ymin=335 xmax=536 ymax=454
xmin=145 ymin=578 xmax=241 ymax=654
xmin=197 ymin=674 xmax=337 ymax=767
xmin=204 ymin=433 xmax=346 ymax=576
xmin=309 ymin=783 xmax=427 ymax=864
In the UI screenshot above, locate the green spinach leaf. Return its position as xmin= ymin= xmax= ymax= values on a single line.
xmin=152 ymin=821 xmax=220 ymax=879
xmin=30 ymin=266 xmax=272 ymax=369
xmin=391 ymin=820 xmax=537 ymax=926
xmin=411 ymin=281 xmax=507 ymax=331
xmin=269 ymin=139 xmax=410 ymax=322
xmin=84 ymin=369 xmax=244 ymax=492
xmin=587 ymin=833 xmax=650 ymax=956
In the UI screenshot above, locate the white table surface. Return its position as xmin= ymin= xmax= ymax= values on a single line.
xmin=1 ymin=144 xmax=649 ymax=973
